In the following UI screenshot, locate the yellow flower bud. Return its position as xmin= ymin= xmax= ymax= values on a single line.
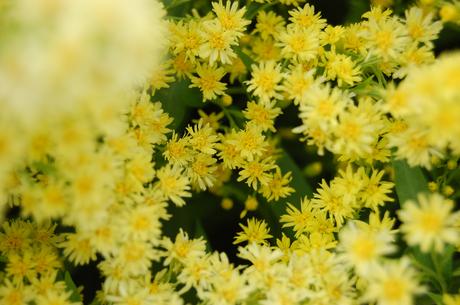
xmin=221 ymin=95 xmax=233 ymax=106
xmin=221 ymin=197 xmax=234 ymax=210
xmin=428 ymin=181 xmax=438 ymax=192
xmin=244 ymin=196 xmax=258 ymax=211
xmin=443 ymin=185 xmax=454 ymax=197
xmin=447 ymin=159 xmax=457 ymax=170
xmin=440 ymin=4 xmax=459 ymax=23
xmin=304 ymin=162 xmax=322 ymax=177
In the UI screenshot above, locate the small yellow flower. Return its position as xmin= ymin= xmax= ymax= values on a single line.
xmin=398 ymin=193 xmax=460 ymax=252
xmin=363 ymin=258 xmax=424 ymax=305
xmin=189 ymin=64 xmax=227 ymax=101
xmin=246 ymin=61 xmax=284 ymax=101
xmin=234 ymin=218 xmax=273 ymax=245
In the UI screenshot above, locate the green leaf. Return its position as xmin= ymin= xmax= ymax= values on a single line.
xmin=234 ymin=47 xmax=254 ymax=71
xmin=153 ymin=78 xmax=202 ymax=129
xmin=427 ymin=292 xmax=444 ymax=305
xmin=194 ymin=219 xmax=212 ymax=252
xmin=64 ymin=271 xmax=82 ymax=302
xmin=277 ymin=147 xmax=314 ymax=204
xmin=89 ymin=298 xmax=100 ymax=305
xmin=261 ymin=148 xmax=314 ymax=239
xmin=392 ymin=159 xmax=428 ymax=205
xmin=439 ymin=245 xmax=455 ymax=281
xmin=344 ymin=0 xmax=368 ymax=24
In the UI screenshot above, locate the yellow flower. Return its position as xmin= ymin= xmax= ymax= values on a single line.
xmin=398 ymin=193 xmax=460 ymax=252
xmin=331 ymin=102 xmax=380 ymax=160
xmin=230 ymin=125 xmax=267 ymax=162
xmin=251 ymin=37 xmax=282 ymax=62
xmin=187 ymin=120 xmax=219 ymax=155
xmin=363 ymin=14 xmax=410 ymax=61
xmin=161 ymin=229 xmax=206 ymax=265
xmin=338 ymin=221 xmax=395 ymax=275
xmin=246 ymin=61 xmax=284 ymax=101
xmin=260 ymin=168 xmax=294 ymax=202
xmin=360 ymin=169 xmax=394 ymax=211
xmin=187 ymin=153 xmax=217 ymax=191
xmin=312 ymin=179 xmax=357 ymax=227
xmin=114 ymin=240 xmax=158 ymax=276
xmin=150 ymin=60 xmax=175 ymax=92
xmin=155 ymin=165 xmax=191 ymax=207
xmin=234 ymin=218 xmax=273 ymax=245
xmin=320 ymin=25 xmax=345 ymax=46
xmin=172 ymin=20 xmax=203 ymax=60
xmin=288 ymin=4 xmax=326 ymax=31
xmin=243 ymin=100 xmax=282 ymax=132
xmin=6 ymin=252 xmax=37 ymax=283
xmin=199 ymin=19 xmax=238 ymax=65
xmin=322 ymin=50 xmax=362 ymax=86
xmin=282 ymin=64 xmax=316 ymax=105
xmin=0 ymin=279 xmax=34 ymax=305
xmin=212 ymin=0 xmax=250 ymax=35
xmin=163 ymin=132 xmax=192 ymax=167
xmin=253 ymin=11 xmax=285 ymax=40
xmin=59 ymin=232 xmax=97 ymax=265
xmin=277 ymin=26 xmax=320 ymax=62
xmin=237 ymin=157 xmax=276 ymax=190
xmin=363 ymin=258 xmax=424 ymax=305
xmin=189 ymin=64 xmax=227 ymax=101
xmin=281 ymin=198 xmax=315 ymax=237
xmin=0 ymin=220 xmax=32 ymax=256
xmin=216 ymin=131 xmax=245 ymax=169
xmin=404 ymin=7 xmax=442 ymax=45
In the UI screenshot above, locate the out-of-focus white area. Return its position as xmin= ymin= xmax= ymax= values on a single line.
xmin=0 ymin=0 xmax=168 ymax=124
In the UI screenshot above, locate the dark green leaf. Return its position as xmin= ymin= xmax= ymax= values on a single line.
xmin=234 ymin=47 xmax=254 ymax=71
xmin=194 ymin=219 xmax=212 ymax=252
xmin=392 ymin=159 xmax=428 ymax=205
xmin=427 ymin=292 xmax=444 ymax=305
xmin=64 ymin=271 xmax=82 ymax=302
xmin=154 ymin=78 xmax=202 ymax=129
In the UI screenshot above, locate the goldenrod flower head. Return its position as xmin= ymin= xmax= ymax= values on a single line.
xmin=363 ymin=14 xmax=410 ymax=61
xmin=260 ymin=168 xmax=295 ymax=202
xmin=253 ymin=11 xmax=286 ymax=40
xmin=155 ymin=165 xmax=191 ymax=207
xmin=237 ymin=157 xmax=276 ymax=190
xmin=398 ymin=192 xmax=460 ymax=252
xmin=59 ymin=232 xmax=97 ymax=266
xmin=230 ymin=125 xmax=267 ymax=162
xmin=243 ymin=100 xmax=282 ymax=132
xmin=339 ymin=221 xmax=396 ymax=275
xmin=277 ymin=26 xmax=320 ymax=62
xmin=320 ymin=25 xmax=346 ymax=46
xmin=161 ymin=229 xmax=206 ymax=265
xmin=282 ymin=65 xmax=317 ymax=105
xmin=246 ymin=60 xmax=284 ymax=101
xmin=164 ymin=132 xmax=193 ymax=167
xmin=189 ymin=63 xmax=227 ymax=101
xmin=363 ymin=258 xmax=424 ymax=305
xmin=212 ymin=1 xmax=250 ymax=34
xmin=288 ymin=4 xmax=326 ymax=31
xmin=322 ymin=50 xmax=362 ymax=86
xmin=187 ymin=153 xmax=218 ymax=191
xmin=234 ymin=218 xmax=273 ymax=245
xmin=404 ymin=6 xmax=442 ymax=45
xmin=199 ymin=19 xmax=238 ymax=65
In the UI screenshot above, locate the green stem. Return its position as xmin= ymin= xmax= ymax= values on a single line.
xmin=431 ymin=251 xmax=448 ymax=293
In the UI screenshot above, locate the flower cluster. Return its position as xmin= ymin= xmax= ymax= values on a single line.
xmin=1 ymin=1 xmax=460 ymax=305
